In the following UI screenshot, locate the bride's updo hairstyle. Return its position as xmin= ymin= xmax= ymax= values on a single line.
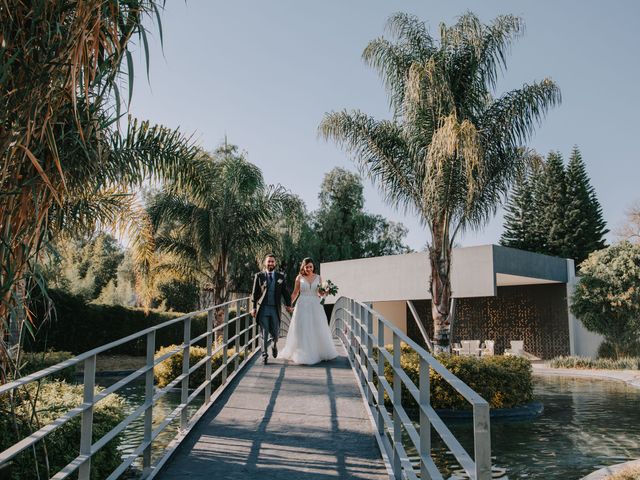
xmin=299 ymin=257 xmax=315 ymax=275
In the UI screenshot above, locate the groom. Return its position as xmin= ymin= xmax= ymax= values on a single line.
xmin=250 ymin=254 xmax=292 ymax=365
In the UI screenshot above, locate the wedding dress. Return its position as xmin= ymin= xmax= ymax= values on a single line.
xmin=280 ymin=275 xmax=338 ymax=365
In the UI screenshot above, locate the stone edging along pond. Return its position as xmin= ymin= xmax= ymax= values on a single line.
xmin=531 ymin=363 xmax=640 ymax=390
xmin=532 ymin=363 xmax=640 ymax=480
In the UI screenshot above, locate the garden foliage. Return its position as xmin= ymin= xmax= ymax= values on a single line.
xmin=0 ymin=381 xmax=125 ymax=479
xmin=383 ymin=344 xmax=533 ymax=411
xmin=154 ymin=344 xmax=247 ymax=390
xmin=571 ymin=241 xmax=640 ymax=357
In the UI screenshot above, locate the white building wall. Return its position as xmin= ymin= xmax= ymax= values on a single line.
xmin=567 ymin=260 xmax=603 ymax=358
xmin=320 ymin=245 xmax=495 ymax=304
xmin=371 ymin=301 xmax=407 ymax=345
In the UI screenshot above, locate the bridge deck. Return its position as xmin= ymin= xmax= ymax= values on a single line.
xmin=157 ymin=343 xmax=389 ymax=479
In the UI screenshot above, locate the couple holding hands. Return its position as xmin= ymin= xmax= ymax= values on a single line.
xmin=250 ymin=254 xmax=338 ymax=365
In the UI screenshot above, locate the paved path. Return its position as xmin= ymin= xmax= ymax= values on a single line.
xmin=532 ymin=362 xmax=640 ymax=390
xmin=157 ymin=343 xmax=388 ymax=480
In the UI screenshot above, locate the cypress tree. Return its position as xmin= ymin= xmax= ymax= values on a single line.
xmin=500 ymin=147 xmax=608 ymax=264
xmin=564 ymin=146 xmax=607 ymax=263
xmin=536 ymin=151 xmax=568 ymax=257
xmin=500 ymin=169 xmax=537 ymax=251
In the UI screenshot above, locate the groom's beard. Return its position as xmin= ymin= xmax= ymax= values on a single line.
xmin=266 ymin=267 xmax=275 ymax=272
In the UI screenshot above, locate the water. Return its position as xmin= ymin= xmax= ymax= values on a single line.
xmin=104 ymin=375 xmax=640 ymax=479
xmin=421 ymin=375 xmax=640 ymax=479
xmin=96 ymin=376 xmax=203 ymax=476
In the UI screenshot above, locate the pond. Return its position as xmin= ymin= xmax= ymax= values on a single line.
xmin=96 ymin=376 xmax=204 ymax=477
xmin=103 ymin=374 xmax=640 ymax=479
xmin=421 ymin=375 xmax=640 ymax=479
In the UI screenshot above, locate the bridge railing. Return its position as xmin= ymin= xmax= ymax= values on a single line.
xmin=0 ymin=297 xmax=257 ymax=480
xmin=330 ymin=297 xmax=491 ymax=480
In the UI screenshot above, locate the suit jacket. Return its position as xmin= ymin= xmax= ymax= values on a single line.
xmin=251 ymin=271 xmax=291 ymax=320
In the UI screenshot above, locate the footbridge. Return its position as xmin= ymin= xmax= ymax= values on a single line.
xmin=0 ymin=297 xmax=491 ymax=479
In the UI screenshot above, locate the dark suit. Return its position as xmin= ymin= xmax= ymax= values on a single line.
xmin=251 ymin=271 xmax=291 ymax=360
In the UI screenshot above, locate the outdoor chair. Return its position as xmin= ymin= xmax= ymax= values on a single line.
xmin=504 ymin=340 xmax=525 ymax=356
xmin=480 ymin=340 xmax=495 ymax=357
xmin=460 ymin=340 xmax=481 ymax=357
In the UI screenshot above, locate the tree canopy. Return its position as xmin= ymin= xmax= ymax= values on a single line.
xmin=501 ymin=147 xmax=607 ymax=265
xmin=571 ymin=241 xmax=640 ymax=357
xmin=320 ymin=12 xmax=560 ymax=351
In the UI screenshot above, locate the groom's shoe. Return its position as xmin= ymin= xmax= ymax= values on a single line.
xmin=272 ymin=346 xmax=278 ymax=358
xmin=262 ymin=356 xmax=268 ymax=365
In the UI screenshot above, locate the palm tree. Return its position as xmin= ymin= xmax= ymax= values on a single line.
xmin=0 ymin=1 xmax=200 ymax=380
xmin=319 ymin=12 xmax=561 ymax=352
xmin=146 ymin=144 xmax=303 ymax=325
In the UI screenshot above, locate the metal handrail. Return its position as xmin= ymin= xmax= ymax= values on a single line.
xmin=330 ymin=296 xmax=491 ymax=480
xmin=0 ymin=297 xmax=258 ymax=480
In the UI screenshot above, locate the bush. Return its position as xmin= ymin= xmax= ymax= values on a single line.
xmin=154 ymin=344 xmax=247 ymax=390
xmin=26 ymin=289 xmax=207 ymax=355
xmin=0 ymin=381 xmax=125 ymax=479
xmin=571 ymin=242 xmax=640 ymax=357
xmin=383 ymin=343 xmax=533 ymax=411
xmin=549 ymin=355 xmax=640 ymax=370
xmin=18 ymin=350 xmax=76 ymax=382
xmin=598 ymin=340 xmax=640 ymax=360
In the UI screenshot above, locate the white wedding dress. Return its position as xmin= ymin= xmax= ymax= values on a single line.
xmin=280 ymin=275 xmax=338 ymax=365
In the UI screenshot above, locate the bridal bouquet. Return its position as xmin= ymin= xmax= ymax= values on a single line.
xmin=317 ymin=279 xmax=338 ymax=305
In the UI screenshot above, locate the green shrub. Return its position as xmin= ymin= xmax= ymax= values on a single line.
xmin=598 ymin=340 xmax=640 ymax=360
xmin=383 ymin=343 xmax=533 ymax=411
xmin=26 ymin=289 xmax=207 ymax=355
xmin=18 ymin=350 xmax=76 ymax=382
xmin=0 ymin=381 xmax=125 ymax=479
xmin=550 ymin=355 xmax=640 ymax=370
xmin=154 ymin=344 xmax=247 ymax=390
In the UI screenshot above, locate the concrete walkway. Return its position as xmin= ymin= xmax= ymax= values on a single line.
xmin=157 ymin=344 xmax=388 ymax=480
xmin=532 ymin=362 xmax=640 ymax=390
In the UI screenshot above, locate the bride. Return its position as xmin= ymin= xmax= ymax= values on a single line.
xmin=280 ymin=257 xmax=338 ymax=365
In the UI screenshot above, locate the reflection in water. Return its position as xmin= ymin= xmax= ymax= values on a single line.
xmin=406 ymin=376 xmax=640 ymax=479
xmin=105 ymin=375 xmax=639 ymax=479
xmin=97 ymin=376 xmax=203 ymax=477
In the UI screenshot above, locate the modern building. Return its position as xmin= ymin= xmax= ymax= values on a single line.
xmin=321 ymin=244 xmax=602 ymax=359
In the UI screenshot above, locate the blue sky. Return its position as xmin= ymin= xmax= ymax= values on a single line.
xmin=129 ymin=1 xmax=640 ymax=251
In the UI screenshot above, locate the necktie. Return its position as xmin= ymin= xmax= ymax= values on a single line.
xmin=268 ymin=272 xmax=273 ymax=283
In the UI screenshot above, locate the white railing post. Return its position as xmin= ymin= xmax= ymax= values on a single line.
xmin=78 ymin=354 xmax=96 ymax=480
xmin=419 ymin=356 xmax=431 ymax=479
xmin=205 ymin=309 xmax=214 ymax=404
xmin=376 ymin=316 xmax=385 ymax=438
xmin=251 ymin=300 xmax=258 ymax=352
xmin=392 ymin=332 xmax=402 ymax=478
xmin=365 ymin=309 xmax=374 ymax=406
xmin=474 ymin=402 xmax=492 ymax=480
xmin=235 ymin=299 xmax=241 ymax=369
xmin=180 ymin=316 xmax=191 ymax=430
xmin=142 ymin=330 xmax=156 ymax=474
xmin=222 ymin=304 xmax=229 ymax=384
xmin=358 ymin=304 xmax=366 ymax=392
xmin=349 ymin=300 xmax=356 ymax=362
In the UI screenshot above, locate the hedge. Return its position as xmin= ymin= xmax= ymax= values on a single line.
xmin=18 ymin=350 xmax=76 ymax=382
xmin=384 ymin=343 xmax=533 ymax=411
xmin=154 ymin=344 xmax=247 ymax=390
xmin=0 ymin=381 xmax=125 ymax=479
xmin=25 ymin=289 xmax=207 ymax=355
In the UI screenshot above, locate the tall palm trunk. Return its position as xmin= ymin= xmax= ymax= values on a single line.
xmin=429 ymin=219 xmax=452 ymax=353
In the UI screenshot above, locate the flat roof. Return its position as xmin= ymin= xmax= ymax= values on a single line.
xmin=320 ymin=244 xmax=571 ymax=303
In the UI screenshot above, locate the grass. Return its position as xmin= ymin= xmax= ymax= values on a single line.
xmin=549 ymin=356 xmax=640 ymax=370
xmin=606 ymin=465 xmax=640 ymax=480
